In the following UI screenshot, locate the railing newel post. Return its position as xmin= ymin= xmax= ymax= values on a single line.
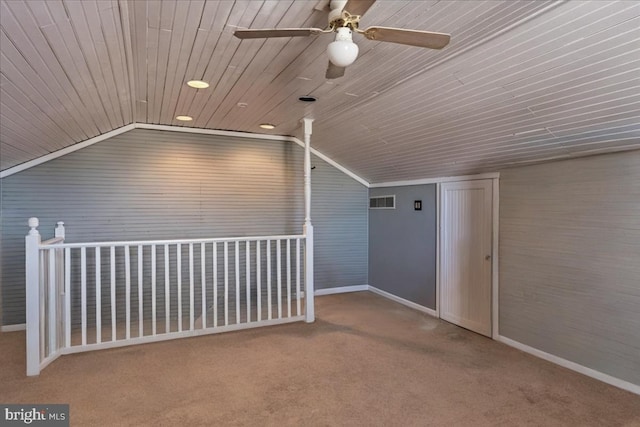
xmin=25 ymin=217 xmax=41 ymax=376
xmin=54 ymin=221 xmax=65 ymax=239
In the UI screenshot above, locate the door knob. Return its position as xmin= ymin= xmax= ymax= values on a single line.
xmin=485 ymin=255 xmax=491 ymax=260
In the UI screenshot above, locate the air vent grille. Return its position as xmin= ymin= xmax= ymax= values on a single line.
xmin=369 ymin=195 xmax=395 ymax=209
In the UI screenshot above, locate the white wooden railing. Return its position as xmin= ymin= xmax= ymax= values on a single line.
xmin=25 ymin=219 xmax=313 ymax=376
xmin=25 ymin=118 xmax=317 ymax=376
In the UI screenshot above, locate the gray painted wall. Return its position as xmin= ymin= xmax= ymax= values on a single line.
xmin=369 ymin=185 xmax=437 ymax=309
xmin=499 ymin=150 xmax=640 ymax=386
xmin=0 ymin=129 xmax=368 ymax=325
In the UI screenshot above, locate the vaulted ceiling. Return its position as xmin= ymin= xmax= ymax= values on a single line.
xmin=1 ymin=0 xmax=639 ymax=183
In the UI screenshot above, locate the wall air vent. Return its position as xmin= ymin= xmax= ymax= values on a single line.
xmin=369 ymin=195 xmax=395 ymax=209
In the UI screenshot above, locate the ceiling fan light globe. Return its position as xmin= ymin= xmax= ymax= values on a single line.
xmin=327 ymin=40 xmax=359 ymax=67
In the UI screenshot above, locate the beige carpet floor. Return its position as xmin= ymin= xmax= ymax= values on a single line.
xmin=1 ymin=292 xmax=639 ymax=426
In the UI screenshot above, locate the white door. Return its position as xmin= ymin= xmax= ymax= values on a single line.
xmin=439 ymin=179 xmax=493 ymax=337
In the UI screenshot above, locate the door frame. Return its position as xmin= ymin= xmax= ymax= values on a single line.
xmin=436 ymin=174 xmax=500 ymax=338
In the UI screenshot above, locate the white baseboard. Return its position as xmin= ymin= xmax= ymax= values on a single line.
xmin=313 ymin=285 xmax=438 ymax=320
xmin=496 ymin=335 xmax=640 ymax=396
xmin=1 ymin=323 xmax=26 ymax=332
xmin=314 ymin=285 xmax=369 ymax=296
xmin=368 ymin=286 xmax=437 ymax=318
xmin=364 ymin=287 xmax=640 ymax=396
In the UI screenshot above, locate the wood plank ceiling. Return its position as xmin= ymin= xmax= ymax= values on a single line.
xmin=1 ymin=0 xmax=639 ymax=182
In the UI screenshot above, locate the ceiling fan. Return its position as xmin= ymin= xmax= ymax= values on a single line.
xmin=233 ymin=0 xmax=451 ymax=79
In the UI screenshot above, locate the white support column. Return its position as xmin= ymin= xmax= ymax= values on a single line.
xmin=302 ymin=118 xmax=315 ymax=323
xmin=25 ymin=217 xmax=41 ymax=376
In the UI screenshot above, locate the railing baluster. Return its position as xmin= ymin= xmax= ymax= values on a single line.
xmin=81 ymin=247 xmax=87 ymax=346
xmin=277 ymin=239 xmax=282 ymax=319
xmin=138 ymin=245 xmax=143 ymax=338
xmin=267 ymin=240 xmax=272 ymax=320
xmin=95 ymin=247 xmax=101 ymax=344
xmin=48 ymin=249 xmax=56 ymax=354
xmin=151 ymin=244 xmax=157 ymax=336
xmin=201 ymin=242 xmax=206 ymax=329
xmin=287 ymin=239 xmax=291 ymax=318
xmin=189 ymin=243 xmax=194 ymax=331
xmin=213 ymin=243 xmax=218 ymax=328
xmin=246 ymin=241 xmax=251 ymax=323
xmin=296 ymin=239 xmax=301 ymax=316
xmin=164 ymin=244 xmax=170 ymax=334
xmin=65 ymin=247 xmax=71 ymax=348
xmin=56 ymin=248 xmax=64 ymax=349
xmin=224 ymin=242 xmax=229 ymax=326
xmin=257 ymin=241 xmax=261 ymax=321
xmin=235 ymin=241 xmax=240 ymax=324
xmin=110 ymin=246 xmax=116 ymax=341
xmin=125 ymin=245 xmax=131 ymax=340
xmin=39 ymin=250 xmax=45 ymax=361
xmin=177 ymin=244 xmax=182 ymax=332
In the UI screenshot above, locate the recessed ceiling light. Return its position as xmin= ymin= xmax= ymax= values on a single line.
xmin=298 ymin=95 xmax=317 ymax=102
xmin=259 ymin=123 xmax=275 ymax=130
xmin=176 ymin=115 xmax=193 ymax=121
xmin=187 ymin=80 xmax=209 ymax=89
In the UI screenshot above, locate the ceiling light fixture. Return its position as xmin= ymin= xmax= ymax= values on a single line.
xmin=176 ymin=115 xmax=193 ymax=121
xmin=259 ymin=123 xmax=275 ymax=130
xmin=326 ymin=27 xmax=359 ymax=67
xmin=187 ymin=80 xmax=209 ymax=89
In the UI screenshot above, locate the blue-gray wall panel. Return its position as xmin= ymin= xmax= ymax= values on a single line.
xmin=313 ymin=157 xmax=369 ymax=290
xmin=500 ymin=150 xmax=640 ymax=386
xmin=369 ymin=185 xmax=437 ymax=308
xmin=0 ymin=129 xmax=368 ymax=325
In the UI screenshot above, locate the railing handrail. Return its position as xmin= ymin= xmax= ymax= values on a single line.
xmin=41 ymin=233 xmax=306 ymax=249
xmin=41 ymin=237 xmax=65 ymax=246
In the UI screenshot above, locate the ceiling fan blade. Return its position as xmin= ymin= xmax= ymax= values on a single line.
xmin=361 ymin=26 xmax=450 ymax=49
xmin=234 ymin=28 xmax=324 ymax=39
xmin=326 ymin=61 xmax=346 ymax=79
xmin=343 ymin=0 xmax=377 ymax=16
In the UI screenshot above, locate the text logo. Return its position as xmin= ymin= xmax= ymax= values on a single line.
xmin=1 ymin=405 xmax=69 ymax=426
